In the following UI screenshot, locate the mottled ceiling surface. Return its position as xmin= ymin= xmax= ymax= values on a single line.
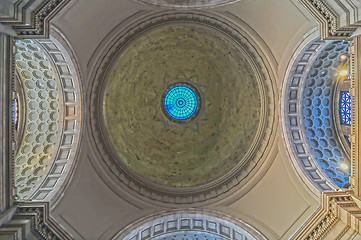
xmin=103 ymin=24 xmax=261 ymax=188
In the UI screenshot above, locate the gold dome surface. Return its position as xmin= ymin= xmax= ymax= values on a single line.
xmin=103 ymin=24 xmax=261 ymax=188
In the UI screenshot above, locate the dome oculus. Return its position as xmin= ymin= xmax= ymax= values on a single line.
xmin=162 ymin=83 xmax=200 ymax=122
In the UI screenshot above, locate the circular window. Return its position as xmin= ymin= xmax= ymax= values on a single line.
xmin=161 ymin=83 xmax=201 ymax=122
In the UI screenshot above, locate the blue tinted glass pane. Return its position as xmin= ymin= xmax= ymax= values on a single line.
xmin=341 ymin=91 xmax=351 ymax=125
xmin=164 ymin=86 xmax=198 ymax=120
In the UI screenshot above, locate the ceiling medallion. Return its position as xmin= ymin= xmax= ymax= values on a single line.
xmin=161 ymin=82 xmax=201 ymax=123
xmin=89 ymin=12 xmax=275 ymax=205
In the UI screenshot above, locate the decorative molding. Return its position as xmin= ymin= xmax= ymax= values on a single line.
xmin=299 ymin=0 xmax=356 ymax=40
xmin=113 ymin=209 xmax=266 ymax=240
xmin=88 ymin=10 xmax=276 ymax=205
xmin=31 ymin=37 xmax=81 ymax=202
xmin=0 ymin=0 xmax=70 ymax=38
xmin=349 ymin=37 xmax=361 ymax=196
xmin=132 ymin=0 xmax=240 ymax=8
xmin=292 ymin=190 xmax=361 ymax=239
xmin=0 ymin=34 xmax=15 ymax=213
xmin=0 ymin=202 xmax=72 ymax=239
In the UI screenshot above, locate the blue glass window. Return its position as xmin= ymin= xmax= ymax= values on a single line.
xmin=341 ymin=91 xmax=351 ymax=125
xmin=164 ymin=86 xmax=198 ymax=120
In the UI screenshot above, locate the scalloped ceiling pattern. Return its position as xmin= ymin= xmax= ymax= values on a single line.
xmin=14 ymin=39 xmax=63 ymax=198
xmin=302 ymin=41 xmax=350 ymax=188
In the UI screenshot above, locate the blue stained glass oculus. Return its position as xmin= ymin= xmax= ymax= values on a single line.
xmin=341 ymin=91 xmax=351 ymax=125
xmin=162 ymin=84 xmax=200 ymax=121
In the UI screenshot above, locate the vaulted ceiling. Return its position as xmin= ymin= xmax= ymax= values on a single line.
xmin=2 ymin=0 xmax=361 ymax=239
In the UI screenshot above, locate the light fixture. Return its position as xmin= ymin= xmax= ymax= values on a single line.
xmin=340 ymin=163 xmax=349 ymax=170
xmin=340 ymin=70 xmax=348 ymax=76
xmin=340 ymin=55 xmax=347 ymax=60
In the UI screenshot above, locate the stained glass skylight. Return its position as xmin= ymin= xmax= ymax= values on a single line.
xmin=163 ymin=85 xmax=199 ymax=121
xmin=341 ymin=91 xmax=351 ymax=125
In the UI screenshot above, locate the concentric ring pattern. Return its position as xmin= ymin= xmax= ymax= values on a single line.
xmin=163 ymin=85 xmax=198 ymax=121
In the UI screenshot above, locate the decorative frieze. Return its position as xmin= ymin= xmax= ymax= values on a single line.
xmin=349 ymin=37 xmax=361 ymax=198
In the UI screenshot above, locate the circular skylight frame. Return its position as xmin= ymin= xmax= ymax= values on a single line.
xmin=161 ymin=82 xmax=201 ymax=123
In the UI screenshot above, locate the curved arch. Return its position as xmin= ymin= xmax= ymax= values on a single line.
xmin=113 ymin=209 xmax=266 ymax=240
xmin=282 ymin=36 xmax=351 ymax=193
xmin=13 ymin=31 xmax=82 ymax=203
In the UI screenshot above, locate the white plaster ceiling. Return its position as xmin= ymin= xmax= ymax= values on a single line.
xmin=47 ymin=0 xmax=321 ymax=239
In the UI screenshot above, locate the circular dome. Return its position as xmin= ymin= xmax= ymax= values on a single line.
xmin=90 ymin=12 xmax=275 ymax=204
xmin=162 ymin=82 xmax=201 ymax=122
xmin=103 ymin=24 xmax=261 ymax=188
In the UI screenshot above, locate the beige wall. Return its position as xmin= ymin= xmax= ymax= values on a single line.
xmin=50 ymin=1 xmax=321 ymax=239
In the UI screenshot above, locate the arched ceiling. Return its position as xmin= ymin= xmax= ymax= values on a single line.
xmin=13 ymin=36 xmax=82 ymax=202
xmin=89 ymin=11 xmax=276 ymax=205
xmin=4 ymin=0 xmax=361 ymax=240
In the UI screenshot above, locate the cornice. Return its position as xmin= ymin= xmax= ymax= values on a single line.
xmin=87 ymin=10 xmax=276 ymax=206
xmin=0 ymin=202 xmax=72 ymax=239
xmin=0 ymin=0 xmax=70 ymax=38
xmin=292 ymin=190 xmax=361 ymax=239
xmin=299 ymin=0 xmax=356 ymax=40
